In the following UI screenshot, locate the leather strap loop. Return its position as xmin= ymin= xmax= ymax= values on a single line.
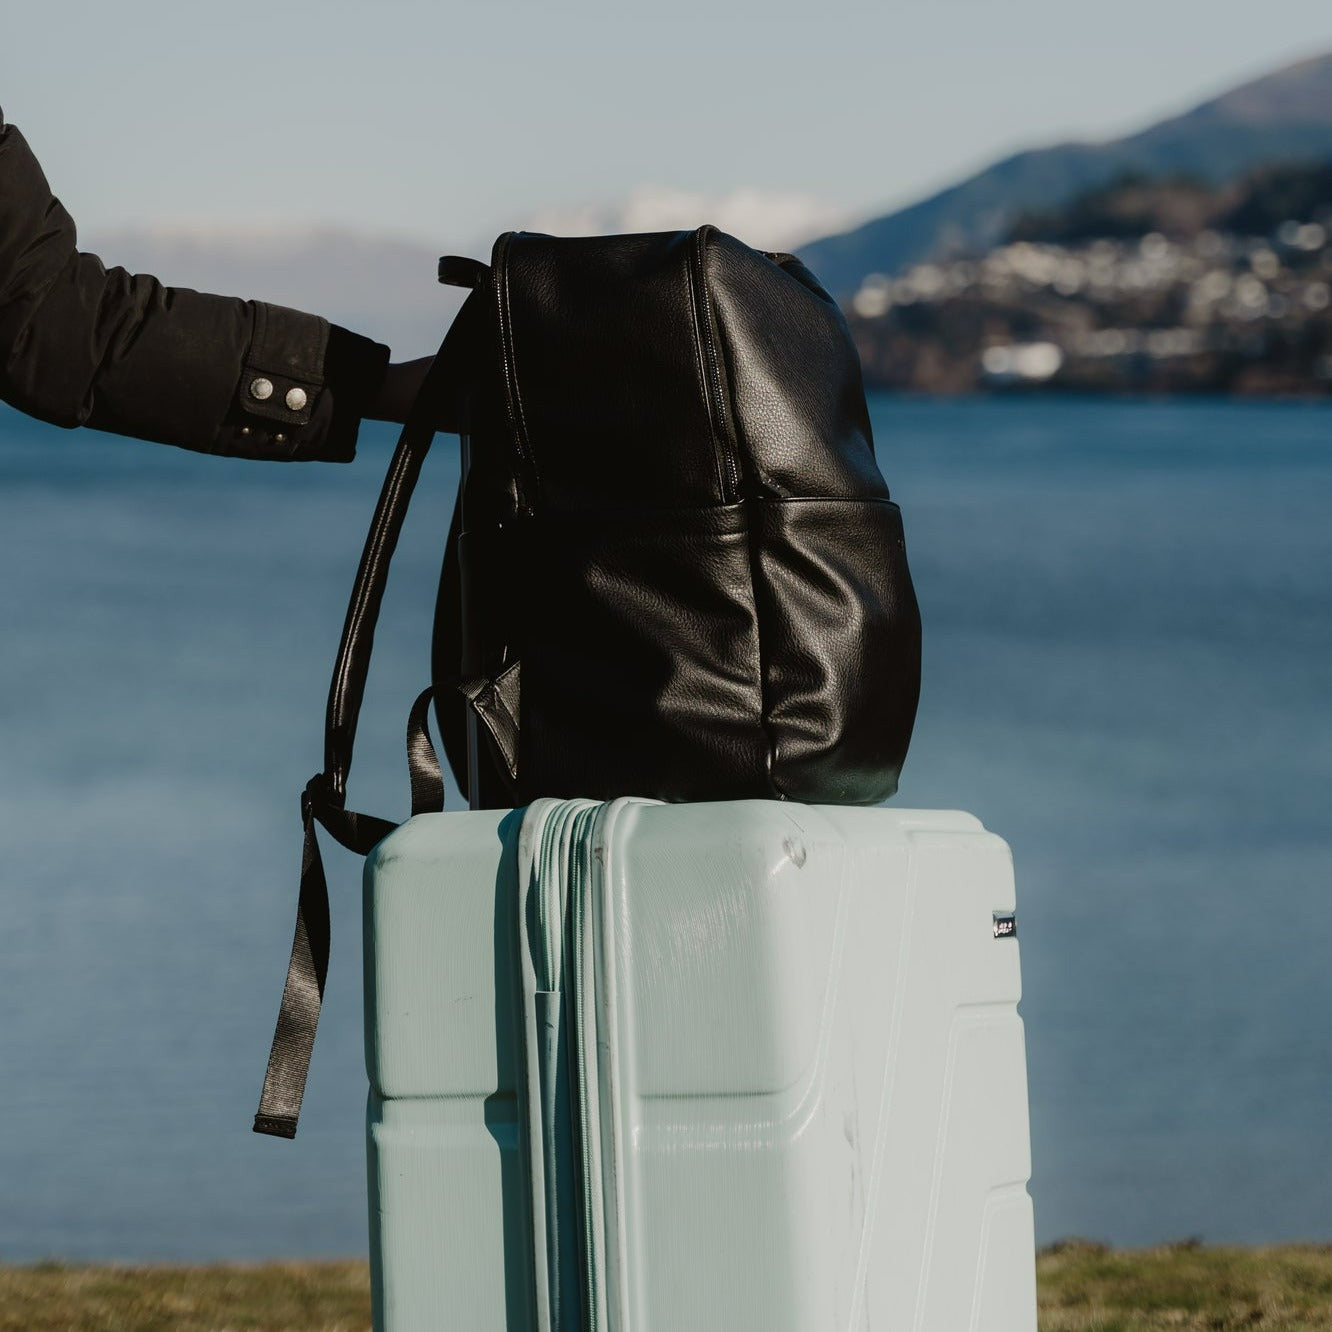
xmin=438 ymin=255 xmax=489 ymax=289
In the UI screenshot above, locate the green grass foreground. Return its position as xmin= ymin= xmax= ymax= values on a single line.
xmin=1038 ymin=1240 xmax=1332 ymax=1330
xmin=0 ymin=1260 xmax=371 ymax=1331
xmin=3 ymin=1242 xmax=1332 ymax=1330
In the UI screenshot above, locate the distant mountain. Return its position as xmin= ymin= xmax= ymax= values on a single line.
xmin=844 ymin=155 xmax=1332 ymax=398
xmin=799 ymin=52 xmax=1332 ymax=297
xmin=84 ymin=55 xmax=1332 ymax=349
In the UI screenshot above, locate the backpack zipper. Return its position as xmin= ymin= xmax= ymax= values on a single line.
xmin=493 ymin=231 xmax=538 ymax=516
xmin=690 ymin=227 xmax=743 ymax=504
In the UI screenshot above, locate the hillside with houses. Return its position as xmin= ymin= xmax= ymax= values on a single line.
xmin=845 ymin=162 xmax=1332 ymax=395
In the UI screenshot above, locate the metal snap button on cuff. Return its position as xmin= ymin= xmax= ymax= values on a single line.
xmin=285 ymin=387 xmax=308 ymax=411
xmin=250 ymin=377 xmax=274 ymax=401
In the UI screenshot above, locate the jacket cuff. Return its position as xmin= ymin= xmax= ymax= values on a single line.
xmin=216 ymin=304 xmax=388 ymax=462
xmin=317 ymin=324 xmax=392 ymax=462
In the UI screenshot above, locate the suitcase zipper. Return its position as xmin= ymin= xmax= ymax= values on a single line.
xmin=527 ymin=799 xmax=606 ymax=1332
xmin=569 ymin=809 xmax=602 ymax=1332
xmin=690 ymin=227 xmax=743 ymax=504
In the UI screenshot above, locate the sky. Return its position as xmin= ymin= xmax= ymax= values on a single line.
xmin=5 ymin=0 xmax=1332 ymax=250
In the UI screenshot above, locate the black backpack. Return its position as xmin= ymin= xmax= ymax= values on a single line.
xmin=253 ymin=227 xmax=922 ymax=1138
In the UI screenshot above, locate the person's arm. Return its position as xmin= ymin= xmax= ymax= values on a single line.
xmin=0 ymin=109 xmax=393 ymax=462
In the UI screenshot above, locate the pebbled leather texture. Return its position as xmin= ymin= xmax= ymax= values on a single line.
xmin=432 ymin=225 xmax=921 ymax=807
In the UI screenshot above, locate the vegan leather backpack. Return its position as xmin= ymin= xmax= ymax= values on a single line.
xmin=254 ymin=227 xmax=922 ymax=1138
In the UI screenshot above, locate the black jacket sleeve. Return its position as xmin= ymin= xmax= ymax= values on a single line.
xmin=0 ymin=112 xmax=390 ymax=461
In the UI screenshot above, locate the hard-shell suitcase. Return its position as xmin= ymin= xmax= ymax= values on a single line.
xmin=364 ymin=799 xmax=1036 ymax=1331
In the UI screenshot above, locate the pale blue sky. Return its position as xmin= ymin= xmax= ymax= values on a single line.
xmin=5 ymin=0 xmax=1332 ymax=245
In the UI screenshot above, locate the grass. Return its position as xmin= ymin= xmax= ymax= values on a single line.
xmin=1037 ymin=1240 xmax=1332 ymax=1330
xmin=4 ymin=1244 xmax=1332 ymax=1329
xmin=0 ymin=1261 xmax=370 ymax=1331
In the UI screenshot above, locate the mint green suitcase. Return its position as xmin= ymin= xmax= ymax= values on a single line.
xmin=364 ymin=799 xmax=1035 ymax=1331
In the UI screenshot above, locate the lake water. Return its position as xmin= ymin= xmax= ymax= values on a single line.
xmin=0 ymin=395 xmax=1328 ymax=1260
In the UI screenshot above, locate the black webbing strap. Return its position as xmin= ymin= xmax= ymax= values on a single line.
xmin=252 ymin=781 xmax=396 ymax=1138
xmin=253 ymin=284 xmax=483 ymax=1139
xmin=407 ymin=684 xmax=445 ymax=817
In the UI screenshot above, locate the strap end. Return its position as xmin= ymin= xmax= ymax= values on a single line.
xmin=253 ymin=1113 xmax=298 ymax=1139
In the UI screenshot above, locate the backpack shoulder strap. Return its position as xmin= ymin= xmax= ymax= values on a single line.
xmin=253 ymin=279 xmax=485 ymax=1139
xmin=322 ymin=283 xmax=485 ymax=809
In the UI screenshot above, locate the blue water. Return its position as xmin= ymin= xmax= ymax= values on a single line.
xmin=0 ymin=396 xmax=1328 ymax=1260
